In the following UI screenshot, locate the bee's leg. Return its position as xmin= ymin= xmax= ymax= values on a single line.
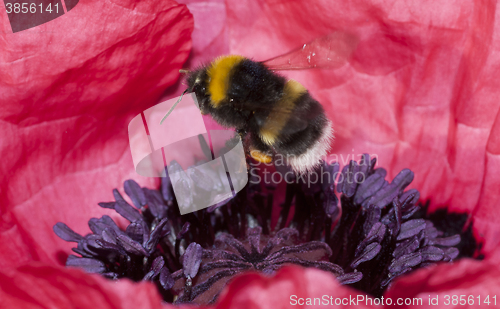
xmin=248 ymin=133 xmax=273 ymax=164
xmin=249 ymin=148 xmax=273 ymax=164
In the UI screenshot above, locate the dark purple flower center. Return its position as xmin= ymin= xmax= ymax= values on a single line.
xmin=54 ymin=154 xmax=481 ymax=304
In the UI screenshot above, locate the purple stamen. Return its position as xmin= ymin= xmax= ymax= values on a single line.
xmin=54 ymin=153 xmax=475 ymax=303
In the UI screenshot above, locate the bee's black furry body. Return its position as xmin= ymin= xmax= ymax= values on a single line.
xmin=187 ymin=56 xmax=333 ymax=173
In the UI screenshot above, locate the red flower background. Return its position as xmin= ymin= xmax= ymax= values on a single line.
xmin=2 ymin=0 xmax=500 ymax=308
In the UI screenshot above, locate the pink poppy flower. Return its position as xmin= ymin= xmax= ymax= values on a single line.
xmin=2 ymin=0 xmax=500 ymax=308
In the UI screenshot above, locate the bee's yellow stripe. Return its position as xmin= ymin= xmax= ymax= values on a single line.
xmin=207 ymin=55 xmax=246 ymax=107
xmin=259 ymin=80 xmax=306 ymax=146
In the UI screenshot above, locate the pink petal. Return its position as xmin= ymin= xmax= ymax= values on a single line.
xmin=0 ymin=263 xmax=174 ymax=309
xmin=215 ymin=266 xmax=375 ymax=309
xmin=385 ymin=259 xmax=500 ymax=308
xmin=162 ymin=0 xmax=229 ymax=104
xmin=0 ymin=0 xmax=193 ymax=268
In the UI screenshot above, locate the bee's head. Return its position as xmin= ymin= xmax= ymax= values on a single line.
xmin=185 ymin=68 xmax=211 ymax=114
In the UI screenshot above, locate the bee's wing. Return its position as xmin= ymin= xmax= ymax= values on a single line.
xmin=261 ymin=31 xmax=359 ymax=71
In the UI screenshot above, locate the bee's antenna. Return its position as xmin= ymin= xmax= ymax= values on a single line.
xmin=179 ymin=69 xmax=190 ymax=74
xmin=160 ymin=89 xmax=189 ymax=125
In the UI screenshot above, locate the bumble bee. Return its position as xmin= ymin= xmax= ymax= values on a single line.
xmin=175 ymin=32 xmax=357 ymax=173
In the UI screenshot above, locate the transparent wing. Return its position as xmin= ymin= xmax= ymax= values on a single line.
xmin=261 ymin=31 xmax=359 ymax=71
